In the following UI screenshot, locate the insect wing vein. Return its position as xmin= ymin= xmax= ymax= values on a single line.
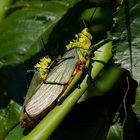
xmin=25 ymin=48 xmax=79 ymax=117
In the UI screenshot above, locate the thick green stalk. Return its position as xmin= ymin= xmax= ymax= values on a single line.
xmin=22 ymin=41 xmax=112 ymax=140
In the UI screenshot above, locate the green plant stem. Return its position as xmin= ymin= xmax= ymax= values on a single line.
xmin=22 ymin=41 xmax=113 ymax=140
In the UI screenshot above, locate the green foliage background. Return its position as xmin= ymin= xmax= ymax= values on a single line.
xmin=0 ymin=0 xmax=140 ymax=140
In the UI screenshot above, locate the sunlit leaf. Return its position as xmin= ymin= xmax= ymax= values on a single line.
xmin=0 ymin=0 xmax=74 ymax=68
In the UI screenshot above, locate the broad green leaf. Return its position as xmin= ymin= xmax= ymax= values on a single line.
xmin=5 ymin=124 xmax=25 ymax=140
xmin=0 ymin=0 xmax=72 ymax=68
xmin=106 ymin=124 xmax=122 ymax=140
xmin=0 ymin=101 xmax=21 ymax=140
xmin=0 ymin=0 xmax=13 ymax=22
xmin=113 ymin=1 xmax=140 ymax=82
xmin=112 ymin=1 xmax=140 ymax=122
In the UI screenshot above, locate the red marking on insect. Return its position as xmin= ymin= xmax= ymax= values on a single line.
xmin=76 ymin=60 xmax=86 ymax=71
xmin=66 ymin=60 xmax=86 ymax=86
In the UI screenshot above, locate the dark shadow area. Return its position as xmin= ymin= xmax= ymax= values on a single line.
xmin=0 ymin=48 xmax=47 ymax=107
xmin=50 ymin=69 xmax=138 ymax=140
xmin=45 ymin=0 xmax=116 ymax=59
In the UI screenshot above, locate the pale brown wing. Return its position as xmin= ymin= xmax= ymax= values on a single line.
xmin=25 ymin=48 xmax=79 ymax=117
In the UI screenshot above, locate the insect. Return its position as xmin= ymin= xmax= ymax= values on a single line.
xmin=20 ymin=28 xmax=94 ymax=127
xmin=20 ymin=56 xmax=52 ymax=122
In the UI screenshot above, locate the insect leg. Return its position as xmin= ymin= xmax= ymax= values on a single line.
xmin=43 ymin=80 xmax=67 ymax=86
xmin=84 ymin=67 xmax=93 ymax=81
xmin=26 ymin=69 xmax=37 ymax=74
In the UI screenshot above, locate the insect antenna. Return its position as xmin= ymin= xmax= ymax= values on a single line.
xmin=41 ymin=38 xmax=48 ymax=54
xmin=89 ymin=8 xmax=97 ymax=25
xmin=81 ymin=17 xmax=87 ymax=28
xmin=89 ymin=8 xmax=97 ymax=46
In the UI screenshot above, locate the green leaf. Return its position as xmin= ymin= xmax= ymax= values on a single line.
xmin=0 ymin=101 xmax=21 ymax=140
xmin=5 ymin=124 xmax=25 ymax=140
xmin=106 ymin=124 xmax=122 ymax=140
xmin=113 ymin=1 xmax=140 ymax=82
xmin=113 ymin=0 xmax=140 ymax=123
xmin=0 ymin=0 xmax=13 ymax=22
xmin=0 ymin=0 xmax=72 ymax=68
xmin=133 ymin=86 xmax=140 ymax=122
